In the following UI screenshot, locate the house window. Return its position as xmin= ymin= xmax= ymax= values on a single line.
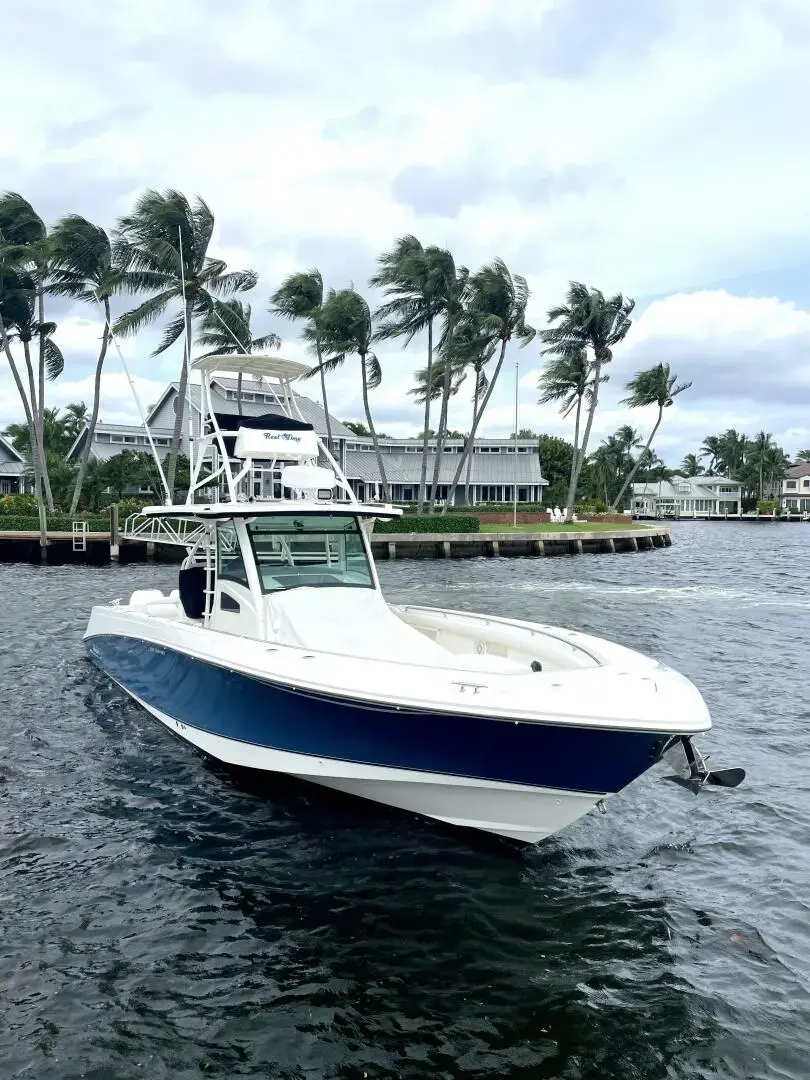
xmin=123 ymin=436 xmax=136 ymax=443
xmin=719 ymin=485 xmax=737 ymax=493
xmin=802 ymin=479 xmax=810 ymax=489
xmin=677 ymin=482 xmax=690 ymax=494
xmin=110 ymin=434 xmax=124 ymax=443
xmin=786 ymin=480 xmax=797 ymax=489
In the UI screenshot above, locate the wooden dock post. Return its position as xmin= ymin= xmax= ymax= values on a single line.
xmin=109 ymin=503 xmax=120 ymax=564
xmin=575 ymin=538 xmax=583 ymax=554
xmin=532 ymin=539 xmax=545 ymax=556
xmin=630 ymin=535 xmax=639 ymax=552
xmin=146 ymin=541 xmax=156 ymax=561
xmin=387 ymin=541 xmax=397 ymax=560
xmin=606 ymin=537 xmax=616 ymax=553
xmin=441 ymin=540 xmax=451 ymax=558
xmin=490 ymin=540 xmax=500 ymax=557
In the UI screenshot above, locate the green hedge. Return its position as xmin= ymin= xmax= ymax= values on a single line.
xmin=0 ymin=515 xmax=109 ymax=532
xmin=375 ymin=514 xmax=480 ymax=534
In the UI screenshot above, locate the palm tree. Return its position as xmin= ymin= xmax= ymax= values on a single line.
xmin=717 ymin=429 xmax=747 ymax=478
xmin=610 ymin=363 xmax=692 ymax=510
xmin=538 ymin=347 xmax=595 ymax=516
xmin=747 ymin=431 xmax=774 ymax=498
xmin=371 ymin=238 xmax=457 ymax=510
xmin=541 ymin=283 xmax=635 ymax=520
xmin=590 ymin=436 xmax=624 ymax=505
xmin=699 ymin=435 xmax=722 ymax=475
xmin=48 ymin=214 xmax=140 ymax=513
xmin=269 ymin=270 xmax=332 ymax=450
xmin=306 ymin=289 xmax=390 ymax=501
xmin=681 ymin=453 xmax=704 ymax=477
xmin=443 ymin=259 xmax=535 ymax=511
xmin=0 ymin=193 xmax=61 ymax=512
xmin=196 ymin=300 xmax=281 ymax=417
xmin=114 ymin=189 xmax=257 ymax=499
xmin=796 ymin=449 xmax=810 ymax=463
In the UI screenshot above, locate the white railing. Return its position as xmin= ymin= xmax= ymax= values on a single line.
xmin=120 ymin=513 xmax=208 ymax=547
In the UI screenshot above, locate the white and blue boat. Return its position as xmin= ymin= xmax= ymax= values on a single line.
xmin=84 ymin=355 xmax=742 ymax=843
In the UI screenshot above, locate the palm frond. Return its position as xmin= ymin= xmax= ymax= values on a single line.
xmin=114 ymin=290 xmax=177 ymax=337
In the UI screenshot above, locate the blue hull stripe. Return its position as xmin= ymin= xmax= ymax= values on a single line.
xmin=86 ymin=634 xmax=668 ymax=794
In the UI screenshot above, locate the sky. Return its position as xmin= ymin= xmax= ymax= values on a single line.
xmin=2 ymin=0 xmax=810 ymax=466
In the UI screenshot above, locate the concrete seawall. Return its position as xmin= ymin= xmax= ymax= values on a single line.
xmin=0 ymin=525 xmax=671 ymax=564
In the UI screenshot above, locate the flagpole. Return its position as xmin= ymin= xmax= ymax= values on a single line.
xmin=513 ymin=359 xmax=519 ymax=529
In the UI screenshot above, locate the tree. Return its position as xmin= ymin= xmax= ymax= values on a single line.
xmin=115 ymin=189 xmax=257 ymax=499
xmin=343 ymin=421 xmax=370 ymax=437
xmin=371 ymin=238 xmax=457 ymax=511
xmin=444 ymin=259 xmax=535 ymax=511
xmin=747 ymin=431 xmax=774 ymax=499
xmin=538 ymin=347 xmax=595 ymax=517
xmin=306 ymin=289 xmax=390 ymax=501
xmin=700 ymin=435 xmax=722 ymax=475
xmin=610 ymin=363 xmax=692 ymax=510
xmin=796 ymin=449 xmax=810 ymax=463
xmin=268 ymin=269 xmax=333 ymax=450
xmin=540 ymin=283 xmax=635 ymax=520
xmin=515 ymin=428 xmax=537 ymax=439
xmin=196 ymin=299 xmax=281 ymax=416
xmin=681 ymin=453 xmax=704 ymax=477
xmin=48 ymin=214 xmax=137 ymax=513
xmin=0 ymin=194 xmax=63 ymax=516
xmin=716 ymin=429 xmax=747 ymax=478
xmin=537 ymin=434 xmax=574 ymax=507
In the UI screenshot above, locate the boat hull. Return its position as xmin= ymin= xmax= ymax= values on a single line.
xmin=86 ymin=632 xmax=671 ymax=842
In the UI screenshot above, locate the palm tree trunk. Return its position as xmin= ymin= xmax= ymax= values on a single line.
xmin=564 ymin=394 xmax=583 ymax=516
xmin=565 ymin=353 xmax=604 ymax=521
xmin=22 ymin=339 xmax=52 ymax=520
xmin=36 ymin=276 xmax=55 ymax=511
xmin=429 ymin=328 xmax=455 ymax=513
xmin=70 ymin=301 xmax=110 ymax=515
xmin=360 ymin=350 xmax=390 ymax=502
xmin=443 ymin=338 xmax=507 ymax=513
xmin=315 ymin=340 xmax=334 ymax=453
xmin=464 ymin=373 xmax=480 ymax=505
xmin=611 ymin=409 xmax=663 ymax=511
xmin=166 ymin=297 xmax=195 ymax=501
xmin=418 ymin=319 xmax=433 ymax=512
xmin=0 ymin=321 xmax=47 ymax=547
xmin=236 ymin=372 xmax=244 ymax=419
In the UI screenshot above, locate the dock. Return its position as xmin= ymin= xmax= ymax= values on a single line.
xmin=0 ymin=524 xmax=671 ymax=564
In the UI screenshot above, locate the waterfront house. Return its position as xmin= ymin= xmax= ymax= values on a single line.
xmin=0 ymin=434 xmax=27 ymax=494
xmin=632 ymin=474 xmax=742 ymax=517
xmin=780 ymin=461 xmax=810 ymax=512
xmin=66 ymin=376 xmax=546 ymax=505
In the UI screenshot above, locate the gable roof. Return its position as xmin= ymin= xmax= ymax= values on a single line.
xmin=0 ymin=434 xmax=24 ymax=464
xmin=786 ymin=461 xmax=810 ymax=478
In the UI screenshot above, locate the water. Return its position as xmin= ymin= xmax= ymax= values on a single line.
xmin=1 ymin=521 xmax=809 ymax=1079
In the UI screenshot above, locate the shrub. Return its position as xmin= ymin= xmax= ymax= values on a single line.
xmin=575 ymin=499 xmax=609 ymax=514
xmin=757 ymin=499 xmax=778 ymax=514
xmin=0 ymin=515 xmax=109 ymax=532
xmin=0 ymin=493 xmax=39 ymax=516
xmin=117 ymin=497 xmax=153 ymax=519
xmin=375 ymin=514 xmax=480 ymax=534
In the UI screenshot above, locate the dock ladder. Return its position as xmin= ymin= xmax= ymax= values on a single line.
xmin=72 ymin=520 xmax=88 ymax=552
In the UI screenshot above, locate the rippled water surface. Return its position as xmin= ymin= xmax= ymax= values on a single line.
xmin=2 ymin=522 xmax=809 ymax=1079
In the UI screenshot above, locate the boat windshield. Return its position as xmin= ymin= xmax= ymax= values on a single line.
xmin=245 ymin=514 xmax=375 ymax=592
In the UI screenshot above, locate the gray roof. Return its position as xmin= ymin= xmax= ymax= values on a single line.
xmin=345 ymin=450 xmax=545 ymax=485
xmin=195 ymin=378 xmax=357 ymax=441
xmin=633 ymin=475 xmax=742 ymax=498
xmin=0 ymin=460 xmax=24 ymax=476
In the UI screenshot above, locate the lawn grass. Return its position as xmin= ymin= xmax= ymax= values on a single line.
xmin=476 ymin=521 xmax=647 ymax=533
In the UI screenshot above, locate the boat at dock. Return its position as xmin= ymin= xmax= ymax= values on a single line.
xmin=84 ymin=355 xmax=743 ymax=843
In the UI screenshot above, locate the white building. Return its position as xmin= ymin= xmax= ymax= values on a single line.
xmin=632 ymin=474 xmax=742 ymax=517
xmin=65 ymin=376 xmax=546 ymax=505
xmin=781 ymin=461 xmax=810 ymax=512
